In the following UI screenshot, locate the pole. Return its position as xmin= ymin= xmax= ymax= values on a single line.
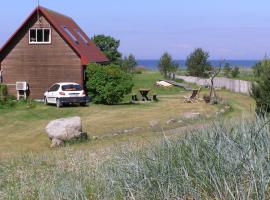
xmin=37 ymin=0 xmax=41 ymax=24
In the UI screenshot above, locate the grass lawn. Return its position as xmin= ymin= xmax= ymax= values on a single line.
xmin=131 ymin=71 xmax=189 ymax=96
xmin=0 ymin=71 xmax=255 ymax=157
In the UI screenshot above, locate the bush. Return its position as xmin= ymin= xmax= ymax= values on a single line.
xmin=86 ymin=63 xmax=133 ymax=105
xmin=132 ymin=67 xmax=148 ymax=74
xmin=251 ymin=59 xmax=270 ymax=114
xmin=223 ymin=62 xmax=232 ymax=77
xmin=231 ymin=66 xmax=240 ymax=78
xmin=0 ymin=84 xmax=8 ymax=99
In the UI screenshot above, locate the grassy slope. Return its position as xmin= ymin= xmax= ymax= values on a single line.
xmin=0 ymin=72 xmax=255 ymax=157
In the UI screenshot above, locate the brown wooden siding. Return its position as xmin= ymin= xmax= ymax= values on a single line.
xmin=1 ymin=15 xmax=82 ymax=99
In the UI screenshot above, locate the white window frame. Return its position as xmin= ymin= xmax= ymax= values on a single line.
xmin=29 ymin=28 xmax=51 ymax=44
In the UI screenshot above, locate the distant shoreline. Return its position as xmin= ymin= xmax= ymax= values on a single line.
xmin=137 ymin=60 xmax=259 ymax=70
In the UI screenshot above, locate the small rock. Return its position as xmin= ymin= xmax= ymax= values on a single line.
xmin=225 ymin=106 xmax=231 ymax=110
xmin=166 ymin=119 xmax=177 ymax=125
xmin=177 ymin=120 xmax=183 ymax=123
xmin=182 ymin=112 xmax=201 ymax=120
xmin=220 ymin=109 xmax=225 ymax=113
xmin=50 ymin=138 xmax=64 ymax=148
xmin=124 ymin=127 xmax=144 ymax=133
xmin=149 ymin=120 xmax=159 ymax=128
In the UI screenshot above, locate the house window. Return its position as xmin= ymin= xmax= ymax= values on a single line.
xmin=62 ymin=26 xmax=78 ymax=43
xmin=29 ymin=28 xmax=51 ymax=44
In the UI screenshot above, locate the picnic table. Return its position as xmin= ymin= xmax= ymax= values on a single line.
xmin=139 ymin=88 xmax=151 ymax=101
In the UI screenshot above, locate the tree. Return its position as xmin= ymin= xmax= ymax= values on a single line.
xmin=223 ymin=62 xmax=232 ymax=77
xmin=91 ymin=35 xmax=122 ymax=64
xmin=186 ymin=48 xmax=212 ymax=77
xmin=157 ymin=52 xmax=179 ymax=78
xmin=251 ymin=59 xmax=270 ymax=114
xmin=253 ymin=61 xmax=263 ymax=77
xmin=208 ymin=61 xmax=223 ymax=104
xmin=121 ymin=54 xmax=138 ymax=73
xmin=86 ymin=63 xmax=133 ymax=105
xmin=231 ymin=66 xmax=240 ymax=78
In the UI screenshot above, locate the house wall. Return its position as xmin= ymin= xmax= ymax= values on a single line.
xmin=1 ymin=15 xmax=82 ymax=99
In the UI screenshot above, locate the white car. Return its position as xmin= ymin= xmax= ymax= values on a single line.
xmin=44 ymin=82 xmax=88 ymax=107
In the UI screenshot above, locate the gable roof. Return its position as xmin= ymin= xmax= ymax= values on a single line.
xmin=0 ymin=6 xmax=108 ymax=64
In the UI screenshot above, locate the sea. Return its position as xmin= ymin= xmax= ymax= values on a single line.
xmin=137 ymin=60 xmax=259 ymax=70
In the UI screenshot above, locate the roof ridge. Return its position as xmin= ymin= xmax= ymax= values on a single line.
xmin=38 ymin=6 xmax=73 ymax=20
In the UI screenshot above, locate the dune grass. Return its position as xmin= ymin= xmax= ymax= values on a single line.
xmin=1 ymin=117 xmax=269 ymax=199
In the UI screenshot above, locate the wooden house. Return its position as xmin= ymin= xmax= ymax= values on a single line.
xmin=0 ymin=6 xmax=108 ymax=99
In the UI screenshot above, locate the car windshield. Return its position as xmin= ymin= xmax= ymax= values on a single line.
xmin=62 ymin=84 xmax=82 ymax=91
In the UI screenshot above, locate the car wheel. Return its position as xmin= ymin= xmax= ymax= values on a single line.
xmin=44 ymin=97 xmax=48 ymax=105
xmin=80 ymin=102 xmax=86 ymax=107
xmin=56 ymin=99 xmax=62 ymax=108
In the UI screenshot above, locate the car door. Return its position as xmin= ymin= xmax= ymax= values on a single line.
xmin=46 ymin=84 xmax=59 ymax=103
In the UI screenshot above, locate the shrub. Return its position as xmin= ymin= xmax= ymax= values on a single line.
xmin=86 ymin=63 xmax=133 ymax=104
xmin=0 ymin=84 xmax=8 ymax=99
xmin=251 ymin=59 xmax=270 ymax=114
xmin=223 ymin=62 xmax=232 ymax=77
xmin=186 ymin=48 xmax=212 ymax=77
xmin=203 ymin=94 xmax=211 ymax=103
xmin=132 ymin=67 xmax=148 ymax=74
xmin=231 ymin=66 xmax=240 ymax=78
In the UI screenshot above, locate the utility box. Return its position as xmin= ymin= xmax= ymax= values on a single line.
xmin=16 ymin=81 xmax=28 ymax=100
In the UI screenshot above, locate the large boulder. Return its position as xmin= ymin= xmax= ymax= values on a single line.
xmin=45 ymin=116 xmax=87 ymax=147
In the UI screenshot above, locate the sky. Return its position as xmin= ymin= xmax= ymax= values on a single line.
xmin=1 ymin=0 xmax=270 ymax=60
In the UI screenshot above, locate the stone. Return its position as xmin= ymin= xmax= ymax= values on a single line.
xmin=149 ymin=120 xmax=159 ymax=128
xmin=123 ymin=127 xmax=143 ymax=133
xmin=182 ymin=112 xmax=201 ymax=120
xmin=225 ymin=106 xmax=231 ymax=110
xmin=45 ymin=116 xmax=87 ymax=147
xmin=166 ymin=119 xmax=177 ymax=125
xmin=51 ymin=138 xmax=64 ymax=148
xmin=92 ymin=136 xmax=98 ymax=140
xmin=220 ymin=109 xmax=225 ymax=113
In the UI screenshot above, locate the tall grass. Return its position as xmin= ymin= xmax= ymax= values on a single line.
xmin=1 ymin=117 xmax=270 ymax=199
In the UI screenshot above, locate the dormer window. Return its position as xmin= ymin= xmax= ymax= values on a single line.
xmin=29 ymin=28 xmax=51 ymax=44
